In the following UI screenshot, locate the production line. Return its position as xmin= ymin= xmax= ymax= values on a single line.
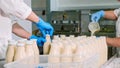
xmin=0 ymin=0 xmax=120 ymax=68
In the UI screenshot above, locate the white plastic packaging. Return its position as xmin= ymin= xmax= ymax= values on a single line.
xmin=61 ymin=41 xmax=73 ymax=63
xmin=88 ymin=22 xmax=100 ymax=36
xmin=30 ymin=39 xmax=39 ymax=64
xmin=14 ymin=43 xmax=26 ymax=61
xmin=25 ymin=40 xmax=34 ymax=64
xmin=43 ymin=35 xmax=51 ymax=55
xmin=6 ymin=40 xmax=17 ymax=63
xmin=48 ymin=43 xmax=61 ymax=63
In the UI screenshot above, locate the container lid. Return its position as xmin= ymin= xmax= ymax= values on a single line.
xmin=8 ymin=40 xmax=17 ymax=45
xmin=17 ymin=43 xmax=25 ymax=46
xmin=53 ymin=35 xmax=59 ymax=39
xmin=26 ymin=40 xmax=33 ymax=45
xmin=60 ymin=35 xmax=66 ymax=38
xmin=69 ymin=35 xmax=75 ymax=38
xmin=18 ymin=39 xmax=27 ymax=43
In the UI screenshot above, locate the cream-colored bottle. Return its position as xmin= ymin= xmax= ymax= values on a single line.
xmin=43 ymin=34 xmax=51 ymax=55
xmin=25 ymin=40 xmax=35 ymax=64
xmin=52 ymin=39 xmax=64 ymax=53
xmin=30 ymin=39 xmax=39 ymax=64
xmin=73 ymin=45 xmax=82 ymax=62
xmin=6 ymin=40 xmax=17 ymax=63
xmin=48 ymin=43 xmax=61 ymax=63
xmin=61 ymin=41 xmax=73 ymax=63
xmin=98 ymin=37 xmax=108 ymax=66
xmin=25 ymin=40 xmax=34 ymax=57
xmin=69 ymin=40 xmax=77 ymax=53
xmin=14 ymin=43 xmax=26 ymax=61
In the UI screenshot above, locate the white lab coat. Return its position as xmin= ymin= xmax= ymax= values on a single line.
xmin=114 ymin=8 xmax=120 ymax=56
xmin=0 ymin=0 xmax=32 ymax=59
xmin=0 ymin=9 xmax=12 ymax=59
xmin=114 ymin=8 xmax=120 ymax=37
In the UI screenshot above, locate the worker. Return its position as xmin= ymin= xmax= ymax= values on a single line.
xmin=0 ymin=0 xmax=54 ymax=58
xmin=91 ymin=9 xmax=120 ymax=47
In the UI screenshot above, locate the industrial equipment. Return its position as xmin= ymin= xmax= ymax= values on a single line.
xmin=50 ymin=11 xmax=81 ymax=36
xmin=48 ymin=0 xmax=120 ymax=60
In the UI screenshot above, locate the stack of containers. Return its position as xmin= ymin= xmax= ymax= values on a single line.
xmin=5 ymin=35 xmax=108 ymax=68
xmin=6 ymin=39 xmax=39 ymax=64
xmin=48 ymin=35 xmax=108 ymax=68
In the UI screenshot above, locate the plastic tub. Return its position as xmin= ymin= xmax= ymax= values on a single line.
xmin=4 ymin=55 xmax=100 ymax=68
xmin=101 ymin=55 xmax=120 ymax=68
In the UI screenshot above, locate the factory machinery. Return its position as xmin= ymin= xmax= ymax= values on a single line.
xmin=32 ymin=0 xmax=120 ymax=67
xmin=46 ymin=0 xmax=120 ymax=59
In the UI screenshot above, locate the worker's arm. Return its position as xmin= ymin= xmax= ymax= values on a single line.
xmin=0 ymin=0 xmax=38 ymax=23
xmin=0 ymin=0 xmax=54 ymax=37
xmin=26 ymin=11 xmax=39 ymax=23
xmin=104 ymin=11 xmax=117 ymax=20
xmin=106 ymin=37 xmax=120 ymax=47
xmin=91 ymin=10 xmax=118 ymax=22
xmin=12 ymin=23 xmax=31 ymax=39
xmin=12 ymin=23 xmax=46 ymax=46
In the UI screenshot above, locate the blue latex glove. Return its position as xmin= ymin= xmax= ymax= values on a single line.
xmin=91 ymin=10 xmax=105 ymax=22
xmin=29 ymin=35 xmax=46 ymax=46
xmin=36 ymin=18 xmax=54 ymax=37
xmin=37 ymin=37 xmax=46 ymax=46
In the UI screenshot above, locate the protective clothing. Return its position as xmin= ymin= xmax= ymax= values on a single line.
xmin=114 ymin=8 xmax=120 ymax=56
xmin=114 ymin=8 xmax=120 ymax=37
xmin=0 ymin=0 xmax=32 ymax=19
xmin=0 ymin=0 xmax=54 ymax=37
xmin=0 ymin=0 xmax=32 ymax=59
xmin=36 ymin=18 xmax=54 ymax=37
xmin=29 ymin=35 xmax=46 ymax=46
xmin=91 ymin=10 xmax=105 ymax=22
xmin=0 ymin=9 xmax=12 ymax=59
xmin=0 ymin=0 xmax=53 ymax=59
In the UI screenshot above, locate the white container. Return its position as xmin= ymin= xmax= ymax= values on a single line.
xmin=14 ymin=43 xmax=26 ymax=61
xmin=102 ymin=57 xmax=120 ymax=68
xmin=30 ymin=39 xmax=39 ymax=64
xmin=88 ymin=22 xmax=100 ymax=36
xmin=6 ymin=40 xmax=17 ymax=63
xmin=61 ymin=40 xmax=73 ymax=63
xmin=25 ymin=40 xmax=34 ymax=64
xmin=4 ymin=54 xmax=100 ymax=68
xmin=43 ymin=35 xmax=51 ymax=55
xmin=48 ymin=43 xmax=61 ymax=63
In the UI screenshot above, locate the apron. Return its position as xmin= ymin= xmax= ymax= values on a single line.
xmin=0 ymin=14 xmax=12 ymax=59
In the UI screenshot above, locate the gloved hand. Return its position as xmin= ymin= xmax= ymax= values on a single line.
xmin=91 ymin=10 xmax=105 ymax=22
xmin=29 ymin=35 xmax=46 ymax=46
xmin=36 ymin=18 xmax=54 ymax=37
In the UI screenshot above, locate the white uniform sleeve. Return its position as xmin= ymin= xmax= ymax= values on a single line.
xmin=114 ymin=8 xmax=120 ymax=17
xmin=0 ymin=0 xmax=32 ymax=19
xmin=0 ymin=8 xmax=16 ymax=25
xmin=10 ymin=16 xmax=18 ymax=25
